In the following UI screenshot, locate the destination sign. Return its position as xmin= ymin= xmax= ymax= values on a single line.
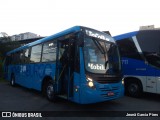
xmin=85 ymin=29 xmax=110 ymax=41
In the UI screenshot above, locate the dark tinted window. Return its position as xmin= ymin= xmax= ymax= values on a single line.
xmin=145 ymin=53 xmax=160 ymax=68
xmin=137 ymin=30 xmax=160 ymax=68
xmin=30 ymin=44 xmax=42 ymax=63
xmin=5 ymin=55 xmax=12 ymax=65
xmin=137 ymin=30 xmax=160 ymax=54
xmin=116 ymin=38 xmax=142 ymax=60
xmin=12 ymin=51 xmax=23 ymax=64
xmin=42 ymin=41 xmax=57 ymax=62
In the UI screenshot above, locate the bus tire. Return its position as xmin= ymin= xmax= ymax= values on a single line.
xmin=45 ymin=81 xmax=56 ymax=102
xmin=10 ymin=74 xmax=16 ymax=87
xmin=127 ymin=81 xmax=142 ymax=98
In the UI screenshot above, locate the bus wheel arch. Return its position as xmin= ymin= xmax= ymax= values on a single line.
xmin=42 ymin=76 xmax=57 ymax=102
xmin=124 ymin=77 xmax=143 ymax=98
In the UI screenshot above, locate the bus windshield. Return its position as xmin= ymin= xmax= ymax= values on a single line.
xmin=84 ymin=37 xmax=121 ymax=74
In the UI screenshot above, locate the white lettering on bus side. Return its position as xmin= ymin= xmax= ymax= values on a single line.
xmin=20 ymin=65 xmax=26 ymax=73
xmin=88 ymin=63 xmax=105 ymax=70
xmin=121 ymin=60 xmax=128 ymax=65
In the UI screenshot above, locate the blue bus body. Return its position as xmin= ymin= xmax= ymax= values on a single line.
xmin=114 ymin=30 xmax=160 ymax=97
xmin=4 ymin=26 xmax=124 ymax=104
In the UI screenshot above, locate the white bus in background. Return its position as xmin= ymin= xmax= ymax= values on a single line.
xmin=114 ymin=30 xmax=160 ymax=97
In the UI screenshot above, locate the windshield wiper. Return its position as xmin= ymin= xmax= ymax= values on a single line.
xmin=92 ymin=38 xmax=105 ymax=54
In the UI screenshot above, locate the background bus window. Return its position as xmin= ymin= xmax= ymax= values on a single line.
xmin=30 ymin=45 xmax=42 ymax=63
xmin=116 ymin=38 xmax=142 ymax=60
xmin=137 ymin=30 xmax=160 ymax=68
xmin=42 ymin=41 xmax=57 ymax=62
xmin=145 ymin=53 xmax=160 ymax=68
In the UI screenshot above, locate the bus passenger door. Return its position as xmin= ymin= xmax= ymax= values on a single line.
xmin=145 ymin=54 xmax=160 ymax=94
xmin=67 ymin=38 xmax=76 ymax=98
xmin=156 ymin=69 xmax=160 ymax=94
xmin=56 ymin=40 xmax=70 ymax=96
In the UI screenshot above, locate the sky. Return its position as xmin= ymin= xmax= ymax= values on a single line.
xmin=0 ymin=0 xmax=160 ymax=37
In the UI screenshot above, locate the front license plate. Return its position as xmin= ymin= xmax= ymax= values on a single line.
xmin=108 ymin=92 xmax=114 ymax=96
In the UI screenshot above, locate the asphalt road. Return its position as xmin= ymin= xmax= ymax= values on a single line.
xmin=0 ymin=81 xmax=160 ymax=120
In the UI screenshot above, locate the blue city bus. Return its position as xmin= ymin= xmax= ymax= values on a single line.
xmin=114 ymin=30 xmax=160 ymax=97
xmin=4 ymin=26 xmax=124 ymax=104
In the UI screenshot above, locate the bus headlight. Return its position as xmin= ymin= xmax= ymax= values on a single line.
xmin=88 ymin=81 xmax=94 ymax=87
xmin=122 ymin=79 xmax=124 ymax=85
xmin=86 ymin=76 xmax=94 ymax=88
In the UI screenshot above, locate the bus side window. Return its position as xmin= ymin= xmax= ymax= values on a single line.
xmin=4 ymin=55 xmax=11 ymax=66
xmin=20 ymin=51 xmax=24 ymax=63
xmin=116 ymin=38 xmax=142 ymax=60
xmin=145 ymin=53 xmax=160 ymax=68
xmin=30 ymin=44 xmax=42 ymax=63
xmin=42 ymin=41 xmax=57 ymax=62
xmin=13 ymin=52 xmax=21 ymax=64
xmin=23 ymin=49 xmax=30 ymax=63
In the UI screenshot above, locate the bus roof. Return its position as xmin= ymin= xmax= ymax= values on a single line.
xmin=114 ymin=31 xmax=138 ymax=41
xmin=7 ymin=26 xmax=81 ymax=55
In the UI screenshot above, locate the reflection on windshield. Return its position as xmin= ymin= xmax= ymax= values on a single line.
xmin=84 ymin=37 xmax=121 ymax=74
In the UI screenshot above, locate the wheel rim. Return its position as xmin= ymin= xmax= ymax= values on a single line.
xmin=129 ymin=84 xmax=138 ymax=94
xmin=47 ymin=84 xmax=54 ymax=99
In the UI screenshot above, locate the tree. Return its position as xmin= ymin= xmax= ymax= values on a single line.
xmin=0 ymin=32 xmax=11 ymax=43
xmin=0 ymin=52 xmax=4 ymax=78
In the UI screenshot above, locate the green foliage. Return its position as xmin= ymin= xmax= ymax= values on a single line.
xmin=0 ymin=52 xmax=4 ymax=79
xmin=0 ymin=36 xmax=11 ymax=43
xmin=0 ymin=53 xmax=3 ymax=78
xmin=0 ymin=41 xmax=21 ymax=79
xmin=0 ymin=41 xmax=21 ymax=58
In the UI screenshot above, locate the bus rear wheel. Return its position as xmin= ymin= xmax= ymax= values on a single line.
xmin=45 ymin=81 xmax=56 ymax=102
xmin=127 ymin=81 xmax=142 ymax=98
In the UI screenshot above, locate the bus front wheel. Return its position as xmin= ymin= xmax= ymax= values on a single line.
xmin=127 ymin=81 xmax=142 ymax=98
xmin=45 ymin=81 xmax=56 ymax=102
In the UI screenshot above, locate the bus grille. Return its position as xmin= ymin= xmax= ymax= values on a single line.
xmin=95 ymin=77 xmax=121 ymax=84
xmin=86 ymin=73 xmax=122 ymax=84
xmin=95 ymin=76 xmax=121 ymax=84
